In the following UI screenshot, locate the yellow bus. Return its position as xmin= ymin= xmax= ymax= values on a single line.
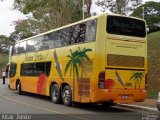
xmin=8 ymin=13 xmax=147 ymax=106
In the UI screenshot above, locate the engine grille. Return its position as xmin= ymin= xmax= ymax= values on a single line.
xmin=107 ymin=54 xmax=144 ymax=68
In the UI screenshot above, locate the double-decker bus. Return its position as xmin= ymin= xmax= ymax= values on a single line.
xmin=8 ymin=13 xmax=147 ymax=106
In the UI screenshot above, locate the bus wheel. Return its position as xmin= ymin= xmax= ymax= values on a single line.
xmin=62 ymin=85 xmax=72 ymax=107
xmin=17 ymin=81 xmax=22 ymax=95
xmin=51 ymin=84 xmax=61 ymax=104
xmin=102 ymin=101 xmax=115 ymax=108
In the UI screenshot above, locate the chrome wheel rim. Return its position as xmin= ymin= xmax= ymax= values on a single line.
xmin=17 ymin=84 xmax=20 ymax=91
xmin=63 ymin=89 xmax=70 ymax=104
xmin=53 ymin=89 xmax=58 ymax=101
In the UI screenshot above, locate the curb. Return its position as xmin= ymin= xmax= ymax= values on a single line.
xmin=117 ymin=104 xmax=158 ymax=112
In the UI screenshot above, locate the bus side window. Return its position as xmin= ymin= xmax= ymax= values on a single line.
xmin=45 ymin=62 xmax=51 ymax=76
xmin=44 ymin=33 xmax=55 ymax=49
xmin=26 ymin=39 xmax=36 ymax=52
xmin=13 ymin=43 xmax=19 ymax=55
xmin=18 ymin=41 xmax=26 ymax=54
xmin=69 ymin=23 xmax=86 ymax=44
xmin=34 ymin=36 xmax=44 ymax=51
xmin=85 ymin=20 xmax=97 ymax=42
xmin=9 ymin=63 xmax=17 ymax=78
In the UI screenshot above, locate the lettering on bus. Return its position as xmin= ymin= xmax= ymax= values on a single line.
xmin=109 ymin=19 xmax=143 ymax=30
xmin=107 ymin=15 xmax=146 ymax=37
xmin=25 ymin=54 xmax=33 ymax=61
xmin=25 ymin=53 xmax=48 ymax=61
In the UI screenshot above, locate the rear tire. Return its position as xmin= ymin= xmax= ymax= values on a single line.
xmin=17 ymin=81 xmax=22 ymax=95
xmin=102 ymin=101 xmax=115 ymax=108
xmin=157 ymin=103 xmax=160 ymax=111
xmin=51 ymin=84 xmax=62 ymax=104
xmin=62 ymin=85 xmax=72 ymax=107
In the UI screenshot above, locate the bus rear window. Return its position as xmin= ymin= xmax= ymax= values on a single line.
xmin=107 ymin=16 xmax=146 ymax=37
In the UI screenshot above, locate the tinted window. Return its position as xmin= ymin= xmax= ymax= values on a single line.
xmin=9 ymin=62 xmax=17 ymax=77
xmin=21 ymin=63 xmax=36 ymax=76
xmin=26 ymin=39 xmax=36 ymax=52
xmin=12 ymin=19 xmax=97 ymax=55
xmin=69 ymin=23 xmax=86 ymax=44
xmin=13 ymin=43 xmax=19 ymax=55
xmin=43 ymin=34 xmax=55 ymax=49
xmin=107 ymin=16 xmax=146 ymax=37
xmin=85 ymin=20 xmax=97 ymax=42
xmin=21 ymin=62 xmax=51 ymax=76
xmin=34 ymin=36 xmax=44 ymax=51
xmin=18 ymin=41 xmax=26 ymax=54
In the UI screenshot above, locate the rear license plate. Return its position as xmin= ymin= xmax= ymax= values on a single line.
xmin=122 ymin=95 xmax=129 ymax=99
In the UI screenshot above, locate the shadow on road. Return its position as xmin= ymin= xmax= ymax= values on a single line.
xmin=12 ymin=91 xmax=134 ymax=113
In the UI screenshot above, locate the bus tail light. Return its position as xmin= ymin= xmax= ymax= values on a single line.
xmin=98 ymin=71 xmax=105 ymax=89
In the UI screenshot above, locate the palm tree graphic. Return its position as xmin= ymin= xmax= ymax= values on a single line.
xmin=64 ymin=49 xmax=80 ymax=80
xmin=130 ymin=72 xmax=144 ymax=89
xmin=77 ymin=47 xmax=92 ymax=78
xmin=64 ymin=47 xmax=92 ymax=80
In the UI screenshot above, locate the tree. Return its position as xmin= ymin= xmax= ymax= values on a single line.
xmin=11 ymin=0 xmax=85 ymax=40
xmin=0 ymin=35 xmax=13 ymax=54
xmin=0 ymin=35 xmax=14 ymax=66
xmin=131 ymin=1 xmax=160 ymax=33
xmin=84 ymin=0 xmax=92 ymax=18
xmin=96 ymin=0 xmax=142 ymax=15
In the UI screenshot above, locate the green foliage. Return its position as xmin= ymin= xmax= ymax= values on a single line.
xmin=147 ymin=31 xmax=160 ymax=98
xmin=0 ymin=35 xmax=14 ymax=67
xmin=96 ymin=0 xmax=142 ymax=15
xmin=131 ymin=1 xmax=160 ymax=33
xmin=12 ymin=0 xmax=85 ymax=40
xmin=0 ymin=35 xmax=14 ymax=54
xmin=147 ymin=89 xmax=159 ymax=99
xmin=0 ymin=54 xmax=8 ymax=67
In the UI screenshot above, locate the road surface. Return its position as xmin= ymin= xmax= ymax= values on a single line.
xmin=0 ymin=82 xmax=159 ymax=120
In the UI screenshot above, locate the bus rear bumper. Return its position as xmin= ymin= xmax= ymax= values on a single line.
xmin=96 ymin=89 xmax=146 ymax=104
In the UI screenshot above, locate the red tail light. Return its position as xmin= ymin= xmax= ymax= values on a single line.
xmin=98 ymin=71 xmax=105 ymax=89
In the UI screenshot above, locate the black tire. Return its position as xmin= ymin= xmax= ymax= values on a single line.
xmin=51 ymin=84 xmax=62 ymax=104
xmin=157 ymin=103 xmax=160 ymax=111
xmin=8 ymin=85 xmax=10 ymax=89
xmin=17 ymin=81 xmax=22 ymax=95
xmin=102 ymin=101 xmax=115 ymax=108
xmin=62 ymin=85 xmax=72 ymax=107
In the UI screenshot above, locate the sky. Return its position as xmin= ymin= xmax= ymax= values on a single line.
xmin=0 ymin=0 xmax=160 ymax=37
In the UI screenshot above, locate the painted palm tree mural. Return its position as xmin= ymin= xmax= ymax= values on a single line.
xmin=64 ymin=49 xmax=80 ymax=80
xmin=130 ymin=72 xmax=144 ymax=89
xmin=64 ymin=47 xmax=92 ymax=80
xmin=64 ymin=47 xmax=92 ymax=97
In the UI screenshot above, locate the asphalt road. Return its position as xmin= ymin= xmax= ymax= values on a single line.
xmin=0 ymin=83 xmax=159 ymax=120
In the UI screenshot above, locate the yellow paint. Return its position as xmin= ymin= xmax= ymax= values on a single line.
xmin=8 ymin=13 xmax=147 ymax=104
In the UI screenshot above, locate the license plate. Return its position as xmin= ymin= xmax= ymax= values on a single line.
xmin=122 ymin=95 xmax=129 ymax=99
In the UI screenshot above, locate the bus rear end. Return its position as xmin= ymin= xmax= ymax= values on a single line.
xmin=96 ymin=14 xmax=147 ymax=104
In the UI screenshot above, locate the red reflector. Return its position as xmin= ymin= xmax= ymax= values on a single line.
xmin=105 ymin=79 xmax=115 ymax=89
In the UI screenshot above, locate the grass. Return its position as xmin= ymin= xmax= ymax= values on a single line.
xmin=147 ymin=31 xmax=160 ymax=98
